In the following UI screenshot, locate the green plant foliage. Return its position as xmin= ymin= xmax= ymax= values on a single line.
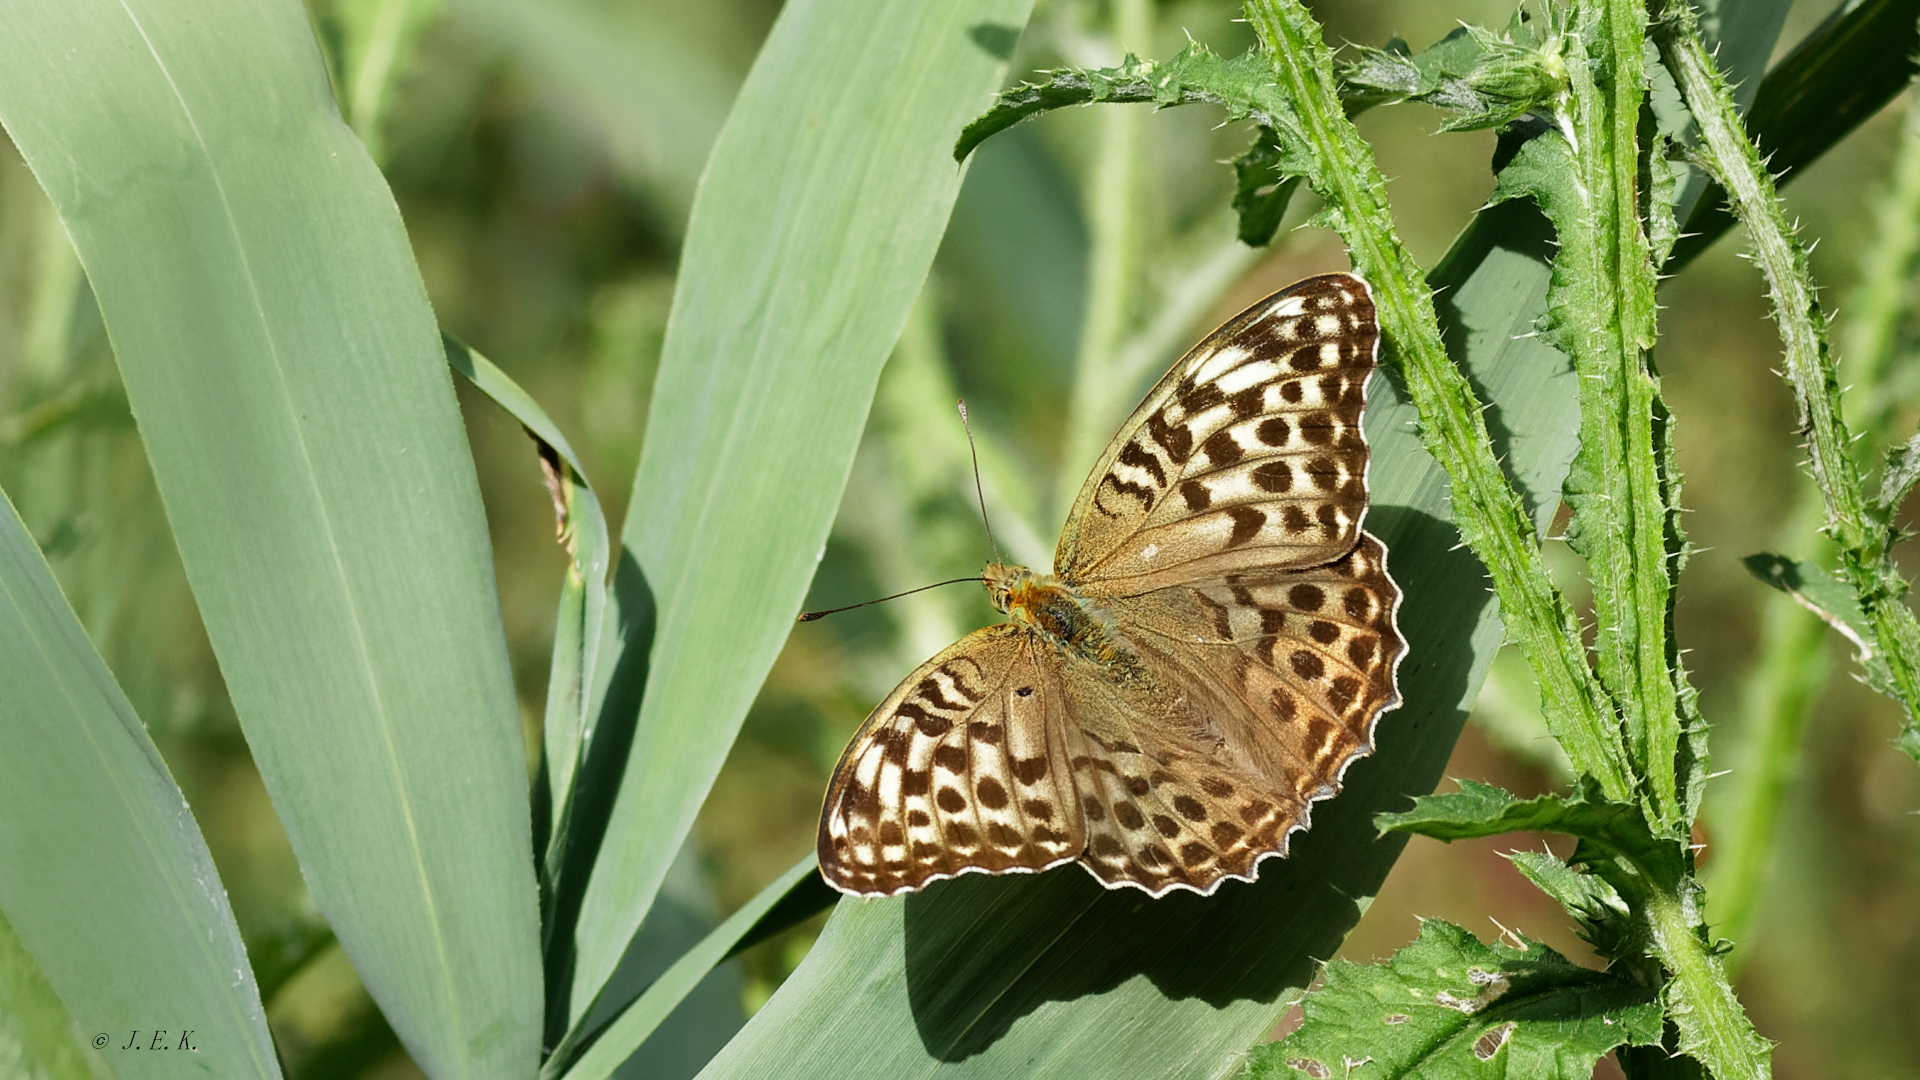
xmin=443 ymin=337 xmax=611 ymax=890
xmin=0 ymin=2 xmax=542 ymax=1077
xmin=957 ymin=23 xmax=1568 ymax=249
xmin=1380 ymin=779 xmax=1678 ymax=885
xmin=1506 ymin=851 xmax=1634 ymax=959
xmin=1229 ymin=129 xmax=1300 ymax=246
xmin=1741 ymin=553 xmax=1882 ymax=671
xmin=549 ymin=858 xmax=817 ymax=1080
xmin=0 ymin=489 xmax=279 ymax=1079
xmin=8 ymin=0 xmax=1920 ymax=1075
xmin=696 ymin=49 xmax=1589 ymax=1077
xmin=1669 ymin=0 xmax=1920 ymax=269
xmin=1654 ymin=0 xmax=1920 ymax=764
xmin=1484 ymin=4 xmax=1691 ymax=832
xmin=1247 ymin=920 xmax=1661 ymax=1080
xmin=1340 ymin=18 xmax=1569 ymax=133
xmin=557 ymin=0 xmax=1040 ymax=1040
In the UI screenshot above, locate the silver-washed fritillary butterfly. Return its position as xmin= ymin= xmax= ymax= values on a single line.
xmin=819 ymin=273 xmax=1405 ymax=897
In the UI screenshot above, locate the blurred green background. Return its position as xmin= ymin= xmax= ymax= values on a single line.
xmin=1 ymin=0 xmax=1916 ymax=1077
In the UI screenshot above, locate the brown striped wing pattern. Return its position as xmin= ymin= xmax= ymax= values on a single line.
xmin=1057 ymin=273 xmax=1378 ymax=594
xmin=819 ymin=625 xmax=1086 ymax=896
xmin=817 ymin=273 xmax=1402 ymax=898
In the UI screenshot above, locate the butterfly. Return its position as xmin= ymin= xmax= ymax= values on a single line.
xmin=818 ymin=272 xmax=1404 ymax=897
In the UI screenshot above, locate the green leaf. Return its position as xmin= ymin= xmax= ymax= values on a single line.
xmin=1340 ymin=18 xmax=1569 ymax=134
xmin=560 ymin=0 xmax=1039 ymax=1033
xmin=1377 ymin=779 xmax=1672 ymax=875
xmin=1741 ymin=553 xmax=1873 ymax=655
xmin=551 ymin=858 xmax=818 ymax=1080
xmin=0 ymin=489 xmax=279 ymax=1079
xmin=959 ymin=25 xmax=1568 ymax=249
xmin=953 ymin=45 xmax=1275 ymax=164
xmin=1247 ymin=920 xmax=1662 ymax=1080
xmin=0 ymin=3 xmax=541 ymax=1076
xmin=1875 ymin=429 xmax=1920 ymax=520
xmin=1507 ymin=850 xmax=1636 ymax=961
xmin=443 ymin=337 xmax=611 ymax=884
xmin=1231 ymin=128 xmax=1300 ymax=247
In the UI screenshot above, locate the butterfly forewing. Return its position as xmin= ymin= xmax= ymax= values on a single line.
xmin=1056 ymin=274 xmax=1379 ymax=593
xmin=819 ymin=626 xmax=1086 ymax=896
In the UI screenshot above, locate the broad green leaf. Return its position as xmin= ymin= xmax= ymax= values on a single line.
xmin=695 ymin=197 xmax=1583 ymax=1080
xmin=562 ymin=0 xmax=1039 ymax=1030
xmin=0 ymin=3 xmax=539 ymax=1077
xmin=1377 ymin=779 xmax=1674 ymax=882
xmin=444 ymin=337 xmax=610 ymax=878
xmin=553 ymin=858 xmax=818 ymax=1080
xmin=1247 ymin=920 xmax=1661 ymax=1080
xmin=0 ymin=489 xmax=277 ymax=1079
xmin=1741 ymin=553 xmax=1880 ymax=664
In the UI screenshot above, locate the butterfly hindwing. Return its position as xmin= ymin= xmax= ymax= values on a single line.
xmin=1056 ymin=273 xmax=1380 ymax=593
xmin=1056 ymin=694 xmax=1305 ymax=895
xmin=1108 ymin=532 xmax=1405 ymax=807
xmin=818 ymin=625 xmax=1086 ymax=896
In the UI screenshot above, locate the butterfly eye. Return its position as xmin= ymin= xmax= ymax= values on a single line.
xmin=1015 ymin=686 xmax=1033 ymax=697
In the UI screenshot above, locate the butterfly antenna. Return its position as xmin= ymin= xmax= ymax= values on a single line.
xmin=797 ymin=577 xmax=983 ymax=622
xmin=957 ymin=399 xmax=1003 ymax=565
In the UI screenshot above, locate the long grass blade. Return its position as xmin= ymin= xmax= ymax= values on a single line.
xmin=557 ymin=0 xmax=1038 ymax=1029
xmin=0 ymin=3 xmax=541 ymax=1075
xmin=0 ymin=488 xmax=279 ymax=1079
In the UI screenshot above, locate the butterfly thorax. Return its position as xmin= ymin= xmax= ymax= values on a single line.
xmin=985 ymin=562 xmax=1125 ymax=665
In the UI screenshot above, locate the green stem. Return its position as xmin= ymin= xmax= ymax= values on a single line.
xmin=1654 ymin=1 xmax=1920 ymax=759
xmin=1057 ymin=0 xmax=1152 ymax=518
xmin=1243 ymin=0 xmax=1634 ymax=803
xmin=1558 ymin=0 xmax=1683 ymax=829
xmin=1639 ymin=883 xmax=1774 ymax=1080
xmin=1710 ymin=85 xmax=1920 ymax=959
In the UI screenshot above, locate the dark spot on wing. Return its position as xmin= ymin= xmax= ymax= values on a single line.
xmin=1226 ymin=506 xmax=1265 ymax=547
xmin=1118 ymin=440 xmax=1166 ymax=486
xmin=1201 ymin=429 xmax=1243 ymax=468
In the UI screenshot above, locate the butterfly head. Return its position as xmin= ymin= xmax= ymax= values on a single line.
xmin=983 ymin=561 xmax=1034 ymax=614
